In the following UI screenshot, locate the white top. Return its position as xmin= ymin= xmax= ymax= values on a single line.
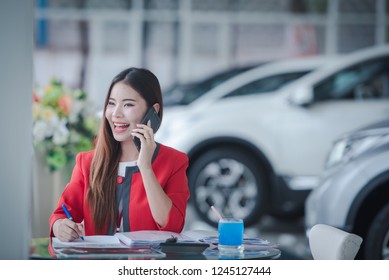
xmin=118 ymin=161 xmax=137 ymax=177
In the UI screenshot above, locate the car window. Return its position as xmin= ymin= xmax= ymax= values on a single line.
xmin=163 ymin=65 xmax=259 ymax=106
xmin=179 ymin=68 xmax=254 ymax=104
xmin=313 ymin=57 xmax=389 ymax=101
xmin=222 ymin=71 xmax=310 ymax=98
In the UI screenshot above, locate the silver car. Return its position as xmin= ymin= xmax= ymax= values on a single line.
xmin=305 ymin=119 xmax=389 ymax=259
xmin=159 ymin=45 xmax=389 ymax=228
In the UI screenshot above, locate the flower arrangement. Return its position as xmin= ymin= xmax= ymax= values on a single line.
xmin=32 ymin=79 xmax=100 ymax=172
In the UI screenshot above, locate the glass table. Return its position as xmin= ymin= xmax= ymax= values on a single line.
xmin=30 ymin=237 xmax=281 ymax=260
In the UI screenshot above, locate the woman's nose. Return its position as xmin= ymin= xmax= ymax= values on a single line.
xmin=112 ymin=106 xmax=123 ymax=117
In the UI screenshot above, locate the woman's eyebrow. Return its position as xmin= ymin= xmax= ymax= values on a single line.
xmin=109 ymin=97 xmax=137 ymax=102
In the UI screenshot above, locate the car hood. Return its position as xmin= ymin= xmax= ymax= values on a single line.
xmin=356 ymin=119 xmax=389 ymax=131
xmin=347 ymin=119 xmax=389 ymax=138
xmin=180 ymin=92 xmax=282 ymax=118
xmin=157 ymin=92 xmax=284 ymax=142
xmin=156 ymin=105 xmax=194 ymax=140
xmin=161 ymin=106 xmax=189 ymax=122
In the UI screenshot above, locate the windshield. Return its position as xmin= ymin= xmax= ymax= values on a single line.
xmin=163 ymin=65 xmax=260 ymax=106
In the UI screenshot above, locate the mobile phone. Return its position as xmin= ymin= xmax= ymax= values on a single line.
xmin=133 ymin=107 xmax=161 ymax=151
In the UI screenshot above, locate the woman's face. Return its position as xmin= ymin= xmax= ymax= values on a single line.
xmin=105 ymin=81 xmax=148 ymax=144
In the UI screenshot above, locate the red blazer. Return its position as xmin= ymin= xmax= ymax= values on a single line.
xmin=49 ymin=144 xmax=190 ymax=236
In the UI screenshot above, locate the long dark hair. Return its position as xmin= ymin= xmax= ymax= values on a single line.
xmin=87 ymin=67 xmax=163 ymax=233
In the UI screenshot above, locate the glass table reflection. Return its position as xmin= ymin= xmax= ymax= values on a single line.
xmin=30 ymin=237 xmax=281 ymax=260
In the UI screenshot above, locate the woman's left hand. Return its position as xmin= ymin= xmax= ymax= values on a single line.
xmin=131 ymin=120 xmax=156 ymax=170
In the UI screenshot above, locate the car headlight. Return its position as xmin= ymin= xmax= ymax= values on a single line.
xmin=326 ymin=133 xmax=387 ymax=169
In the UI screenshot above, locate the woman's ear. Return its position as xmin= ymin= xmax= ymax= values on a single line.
xmin=152 ymin=103 xmax=160 ymax=114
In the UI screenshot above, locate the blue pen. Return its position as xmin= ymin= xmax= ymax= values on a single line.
xmin=62 ymin=204 xmax=84 ymax=240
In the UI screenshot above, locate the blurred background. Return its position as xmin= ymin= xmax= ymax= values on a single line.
xmin=29 ymin=0 xmax=389 ymax=260
xmin=33 ymin=0 xmax=383 ymax=106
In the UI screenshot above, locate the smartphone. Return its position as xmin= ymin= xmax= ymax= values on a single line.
xmin=133 ymin=107 xmax=161 ymax=151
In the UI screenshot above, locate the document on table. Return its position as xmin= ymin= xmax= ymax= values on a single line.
xmin=52 ymin=230 xmax=218 ymax=248
xmin=52 ymin=235 xmax=125 ymax=248
xmin=115 ymin=229 xmax=218 ymax=246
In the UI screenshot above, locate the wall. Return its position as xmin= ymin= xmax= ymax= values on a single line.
xmin=0 ymin=0 xmax=33 ymax=259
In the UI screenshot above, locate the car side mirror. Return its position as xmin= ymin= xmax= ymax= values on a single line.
xmin=288 ymin=87 xmax=314 ymax=108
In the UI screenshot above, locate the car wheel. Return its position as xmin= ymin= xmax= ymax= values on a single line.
xmin=188 ymin=147 xmax=268 ymax=227
xmin=364 ymin=203 xmax=389 ymax=259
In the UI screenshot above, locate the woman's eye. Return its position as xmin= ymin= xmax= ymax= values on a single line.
xmin=107 ymin=101 xmax=115 ymax=106
xmin=124 ymin=103 xmax=133 ymax=107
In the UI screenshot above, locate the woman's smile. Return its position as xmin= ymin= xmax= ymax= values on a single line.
xmin=113 ymin=122 xmax=130 ymax=133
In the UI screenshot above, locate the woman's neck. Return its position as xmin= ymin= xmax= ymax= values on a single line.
xmin=120 ymin=141 xmax=139 ymax=162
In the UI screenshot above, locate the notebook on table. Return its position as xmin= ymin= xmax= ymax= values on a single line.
xmin=51 ymin=229 xmax=217 ymax=258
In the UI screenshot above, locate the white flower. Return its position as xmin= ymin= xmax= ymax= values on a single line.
xmin=33 ymin=120 xmax=51 ymax=142
xmin=52 ymin=118 xmax=70 ymax=146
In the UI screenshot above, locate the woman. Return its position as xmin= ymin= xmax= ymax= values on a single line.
xmin=50 ymin=67 xmax=190 ymax=241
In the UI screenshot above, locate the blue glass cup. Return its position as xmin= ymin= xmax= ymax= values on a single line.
xmin=218 ymin=218 xmax=244 ymax=255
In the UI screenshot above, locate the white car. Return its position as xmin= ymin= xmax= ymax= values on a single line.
xmin=157 ymin=45 xmax=389 ymax=227
xmin=305 ymin=119 xmax=389 ymax=259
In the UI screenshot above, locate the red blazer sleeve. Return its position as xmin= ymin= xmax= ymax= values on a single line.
xmin=48 ymin=151 xmax=92 ymax=236
xmin=157 ymin=149 xmax=190 ymax=232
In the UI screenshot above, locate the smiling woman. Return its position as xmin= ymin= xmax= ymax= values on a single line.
xmin=49 ymin=67 xmax=190 ymax=247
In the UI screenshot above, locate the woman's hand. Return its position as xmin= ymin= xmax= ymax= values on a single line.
xmin=131 ymin=120 xmax=156 ymax=171
xmin=52 ymin=218 xmax=84 ymax=242
xmin=132 ymin=120 xmax=172 ymax=227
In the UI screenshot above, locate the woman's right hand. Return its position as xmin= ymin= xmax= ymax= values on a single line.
xmin=52 ymin=218 xmax=84 ymax=242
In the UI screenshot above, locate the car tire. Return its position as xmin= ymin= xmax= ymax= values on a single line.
xmin=188 ymin=147 xmax=268 ymax=227
xmin=364 ymin=203 xmax=389 ymax=259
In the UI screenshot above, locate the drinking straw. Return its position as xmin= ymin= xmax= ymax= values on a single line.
xmin=211 ymin=205 xmax=223 ymax=220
